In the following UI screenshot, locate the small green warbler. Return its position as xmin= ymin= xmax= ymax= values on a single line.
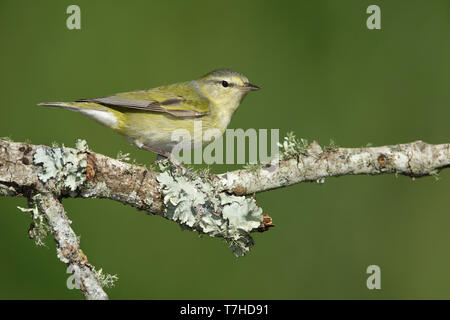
xmin=38 ymin=69 xmax=260 ymax=164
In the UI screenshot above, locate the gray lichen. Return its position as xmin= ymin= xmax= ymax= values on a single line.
xmin=17 ymin=204 xmax=50 ymax=246
xmin=243 ymin=162 xmax=263 ymax=171
xmin=157 ymin=166 xmax=263 ymax=257
xmin=33 ymin=139 xmax=88 ymax=192
xmin=324 ymin=139 xmax=339 ymax=152
xmin=92 ymin=267 xmax=119 ymax=289
xmin=0 ymin=136 xmax=13 ymax=142
xmin=116 ymin=151 xmax=131 ymax=162
xmin=116 ymin=150 xmax=147 ymax=172
xmin=0 ymin=185 xmax=16 ymax=196
xmin=81 ymin=181 xmax=110 ymax=198
xmin=430 ymin=170 xmax=440 ymax=181
xmin=278 ymin=132 xmax=309 ymax=160
xmin=143 ymin=197 xmax=154 ymax=207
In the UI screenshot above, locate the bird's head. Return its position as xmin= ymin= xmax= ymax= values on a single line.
xmin=196 ymin=69 xmax=260 ymax=109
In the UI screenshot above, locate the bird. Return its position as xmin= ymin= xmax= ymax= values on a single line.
xmin=38 ymin=69 xmax=260 ymax=170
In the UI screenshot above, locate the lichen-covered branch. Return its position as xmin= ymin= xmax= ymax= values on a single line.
xmin=0 ymin=138 xmax=274 ymax=257
xmin=214 ymin=136 xmax=450 ymax=195
xmin=0 ymin=140 xmax=116 ymax=299
xmin=1 ymin=136 xmax=449 ymax=298
xmin=31 ymin=193 xmax=109 ymax=300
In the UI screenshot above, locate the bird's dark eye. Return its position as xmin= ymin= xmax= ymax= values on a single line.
xmin=221 ymin=80 xmax=229 ymax=88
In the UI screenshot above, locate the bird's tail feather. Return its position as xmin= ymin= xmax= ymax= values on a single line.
xmin=37 ymin=101 xmax=121 ymax=128
xmin=37 ymin=101 xmax=106 ymax=111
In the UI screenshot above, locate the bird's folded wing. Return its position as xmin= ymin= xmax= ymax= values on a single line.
xmin=76 ymin=87 xmax=210 ymax=118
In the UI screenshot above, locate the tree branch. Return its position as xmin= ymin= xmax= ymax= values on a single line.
xmin=31 ymin=193 xmax=108 ymax=300
xmin=1 ymin=136 xmax=449 ymax=299
xmin=214 ymin=139 xmax=450 ymax=195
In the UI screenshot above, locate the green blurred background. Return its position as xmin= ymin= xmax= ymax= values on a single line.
xmin=0 ymin=0 xmax=449 ymax=299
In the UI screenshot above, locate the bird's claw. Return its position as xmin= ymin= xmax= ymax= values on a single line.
xmin=155 ymin=154 xmax=193 ymax=177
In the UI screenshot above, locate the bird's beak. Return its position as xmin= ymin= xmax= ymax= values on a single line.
xmin=243 ymin=83 xmax=260 ymax=91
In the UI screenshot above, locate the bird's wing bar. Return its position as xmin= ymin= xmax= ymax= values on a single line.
xmin=76 ymin=96 xmax=205 ymax=117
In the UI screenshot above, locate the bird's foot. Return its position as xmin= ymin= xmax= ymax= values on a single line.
xmin=155 ymin=153 xmax=193 ymax=177
xmin=168 ymin=156 xmax=193 ymax=177
xmin=140 ymin=145 xmax=192 ymax=177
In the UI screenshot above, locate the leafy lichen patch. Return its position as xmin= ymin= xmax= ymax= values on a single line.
xmin=157 ymin=168 xmax=263 ymax=257
xmin=92 ymin=267 xmax=119 ymax=289
xmin=278 ymin=132 xmax=309 ymax=160
xmin=33 ymin=140 xmax=89 ymax=192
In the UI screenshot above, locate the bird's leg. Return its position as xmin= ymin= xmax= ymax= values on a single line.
xmin=156 ymin=154 xmax=166 ymax=162
xmin=140 ymin=145 xmax=191 ymax=175
xmin=162 ymin=153 xmax=193 ymax=176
